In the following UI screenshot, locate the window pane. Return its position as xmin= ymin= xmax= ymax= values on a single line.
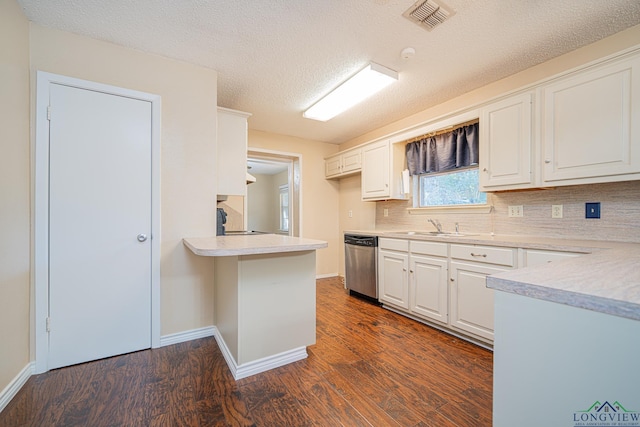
xmin=419 ymin=168 xmax=486 ymax=207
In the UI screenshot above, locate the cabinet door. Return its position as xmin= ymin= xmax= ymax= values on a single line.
xmin=450 ymin=261 xmax=508 ymax=341
xmin=410 ymin=254 xmax=448 ymax=325
xmin=378 ymin=248 xmax=409 ymax=309
xmin=542 ymin=55 xmax=640 ymax=183
xmin=341 ymin=149 xmax=362 ymax=174
xmin=325 ymin=154 xmax=342 ymax=178
xmin=480 ymin=92 xmax=534 ymax=190
xmin=217 ymin=108 xmax=251 ymax=196
xmin=362 ymin=140 xmax=390 ymax=200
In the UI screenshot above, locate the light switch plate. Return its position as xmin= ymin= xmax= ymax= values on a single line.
xmin=585 ymin=202 xmax=600 ymax=219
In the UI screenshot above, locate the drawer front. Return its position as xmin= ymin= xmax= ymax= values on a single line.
xmin=450 ymin=244 xmax=515 ymax=267
xmin=524 ymin=249 xmax=582 ymax=267
xmin=379 ymin=238 xmax=409 ymax=252
xmin=410 ymin=240 xmax=447 ymax=257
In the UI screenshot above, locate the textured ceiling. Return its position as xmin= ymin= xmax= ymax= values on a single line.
xmin=17 ymin=0 xmax=640 ymax=144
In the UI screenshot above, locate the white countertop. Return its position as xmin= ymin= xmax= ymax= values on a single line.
xmin=487 ymin=246 xmax=640 ymax=321
xmin=183 ymin=234 xmax=328 ymax=256
xmin=346 ymin=229 xmax=640 ymax=321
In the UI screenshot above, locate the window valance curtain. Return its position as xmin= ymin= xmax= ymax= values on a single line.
xmin=405 ymin=122 xmax=479 ymax=176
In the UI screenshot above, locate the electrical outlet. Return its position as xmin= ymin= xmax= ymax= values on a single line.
xmin=508 ymin=205 xmax=524 ymax=218
xmin=585 ymin=202 xmax=601 ymax=219
xmin=552 ymin=205 xmax=563 ymax=219
xmin=348 ymin=210 xmax=353 ymax=218
xmin=383 ymin=208 xmax=389 ymax=217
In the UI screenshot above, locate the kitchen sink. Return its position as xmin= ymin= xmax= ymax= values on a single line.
xmin=388 ymin=231 xmax=476 ymax=237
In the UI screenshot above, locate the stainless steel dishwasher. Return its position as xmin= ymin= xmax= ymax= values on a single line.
xmin=344 ymin=234 xmax=378 ymax=301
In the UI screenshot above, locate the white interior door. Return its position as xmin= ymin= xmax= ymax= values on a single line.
xmin=48 ymin=83 xmax=152 ymax=369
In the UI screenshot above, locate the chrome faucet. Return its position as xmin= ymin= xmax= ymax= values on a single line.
xmin=428 ymin=218 xmax=443 ymax=233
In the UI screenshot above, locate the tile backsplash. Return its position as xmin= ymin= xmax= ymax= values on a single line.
xmin=376 ymin=180 xmax=640 ymax=243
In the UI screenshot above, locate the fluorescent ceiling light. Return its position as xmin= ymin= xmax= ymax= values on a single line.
xmin=303 ymin=62 xmax=398 ymax=122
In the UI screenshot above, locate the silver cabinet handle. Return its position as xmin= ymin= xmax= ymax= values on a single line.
xmin=471 ymin=253 xmax=487 ymax=258
xmin=137 ymin=234 xmax=148 ymax=242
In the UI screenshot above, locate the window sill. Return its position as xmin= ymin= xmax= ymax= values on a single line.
xmin=408 ymin=204 xmax=493 ymax=215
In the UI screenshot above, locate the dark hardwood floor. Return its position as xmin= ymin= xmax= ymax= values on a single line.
xmin=0 ymin=277 xmax=493 ymax=426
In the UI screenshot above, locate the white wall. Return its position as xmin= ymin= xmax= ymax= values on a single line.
xmin=247 ymin=173 xmax=278 ymax=232
xmin=0 ymin=0 xmax=31 ymax=399
xmin=28 ymin=24 xmax=219 ymax=337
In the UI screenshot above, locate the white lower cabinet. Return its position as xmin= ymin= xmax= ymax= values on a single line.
xmin=449 ymin=244 xmax=516 ymax=342
xmin=378 ymin=238 xmax=520 ymax=345
xmin=449 ymin=261 xmax=507 ymax=342
xmin=379 ymin=238 xmax=448 ymax=318
xmin=378 ymin=248 xmax=409 ymax=309
xmin=409 ymin=243 xmax=449 ymax=325
xmin=378 ymin=238 xmax=588 ymax=346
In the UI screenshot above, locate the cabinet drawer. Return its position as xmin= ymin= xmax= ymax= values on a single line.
xmin=379 ymin=238 xmax=409 ymax=252
xmin=410 ymin=240 xmax=447 ymax=257
xmin=450 ymin=244 xmax=515 ymax=267
xmin=524 ymin=249 xmax=582 ymax=267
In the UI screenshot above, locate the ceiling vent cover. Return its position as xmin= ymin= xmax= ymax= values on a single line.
xmin=403 ymin=0 xmax=455 ymax=31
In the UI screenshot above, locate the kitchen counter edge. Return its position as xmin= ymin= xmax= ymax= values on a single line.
xmin=183 ymin=234 xmax=328 ymax=256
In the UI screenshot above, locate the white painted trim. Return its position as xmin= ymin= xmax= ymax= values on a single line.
xmin=0 ymin=362 xmax=34 ymax=413
xmin=213 ymin=327 xmax=308 ymax=380
xmin=33 ymin=71 xmax=162 ymax=373
xmin=159 ymin=326 xmax=216 ymax=347
xmin=247 ymin=148 xmax=303 ymax=237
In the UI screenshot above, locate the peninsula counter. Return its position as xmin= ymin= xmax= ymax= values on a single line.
xmin=183 ymin=234 xmax=327 ymax=380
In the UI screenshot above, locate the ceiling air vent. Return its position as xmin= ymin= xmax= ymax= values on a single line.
xmin=403 ymin=0 xmax=455 ymax=31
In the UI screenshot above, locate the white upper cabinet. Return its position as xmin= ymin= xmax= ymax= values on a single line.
xmin=217 ymin=107 xmax=251 ymax=196
xmin=361 ymin=140 xmax=408 ymax=201
xmin=541 ymin=53 xmax=640 ymax=185
xmin=480 ymin=92 xmax=535 ymax=191
xmin=325 ymin=148 xmax=362 ymax=179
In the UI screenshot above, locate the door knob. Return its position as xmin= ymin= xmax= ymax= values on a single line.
xmin=137 ymin=234 xmax=148 ymax=242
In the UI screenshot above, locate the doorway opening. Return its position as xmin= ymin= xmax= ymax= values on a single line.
xmin=247 ymin=149 xmax=301 ymax=237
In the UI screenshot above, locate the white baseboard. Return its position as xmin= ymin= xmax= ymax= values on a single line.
xmin=159 ymin=326 xmax=216 ymax=347
xmin=316 ymin=273 xmax=338 ymax=279
xmin=0 ymin=362 xmax=34 ymax=414
xmin=213 ymin=328 xmax=308 ymax=380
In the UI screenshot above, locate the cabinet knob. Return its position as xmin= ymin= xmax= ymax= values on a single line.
xmin=482 ymin=168 xmax=487 ymax=172
xmin=450 ymin=278 xmax=455 ymax=282
xmin=545 ymin=159 xmax=551 ymax=164
xmin=403 ymin=268 xmax=407 ymax=272
xmin=409 ymin=270 xmax=414 ymax=273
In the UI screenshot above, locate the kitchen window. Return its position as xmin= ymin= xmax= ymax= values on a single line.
xmin=417 ymin=166 xmax=486 ymax=207
xmin=406 ymin=120 xmax=487 ymax=209
xmin=279 ymin=184 xmax=289 ymax=232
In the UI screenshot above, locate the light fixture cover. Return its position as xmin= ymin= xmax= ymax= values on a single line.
xmin=303 ymin=62 xmax=398 ymax=122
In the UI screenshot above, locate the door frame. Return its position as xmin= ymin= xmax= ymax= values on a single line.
xmin=33 ymin=71 xmax=162 ymax=373
xmin=247 ymin=148 xmax=302 ymax=237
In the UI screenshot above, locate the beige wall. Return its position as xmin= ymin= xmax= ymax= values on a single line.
xmin=247 ymin=173 xmax=278 ymax=232
xmin=29 ymin=24 xmax=218 ymax=336
xmin=248 ymin=130 xmax=340 ymax=276
xmin=0 ymin=0 xmax=31 ymax=398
